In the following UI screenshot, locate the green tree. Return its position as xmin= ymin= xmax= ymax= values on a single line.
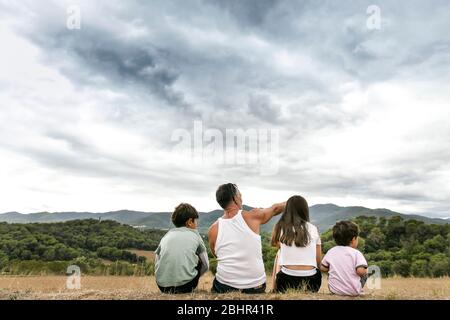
xmin=392 ymin=259 xmax=410 ymax=277
xmin=366 ymin=227 xmax=385 ymax=252
xmin=373 ymin=260 xmax=393 ymax=277
xmin=0 ymin=250 xmax=8 ymax=269
xmin=429 ymin=253 xmax=450 ymax=277
xmin=411 ymin=259 xmax=428 ymax=277
xmin=385 ymin=216 xmax=406 ymax=248
xmin=42 ymin=248 xmax=56 ymax=261
xmin=424 ymin=235 xmax=446 ymax=254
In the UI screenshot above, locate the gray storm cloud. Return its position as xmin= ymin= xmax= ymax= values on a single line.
xmin=0 ymin=0 xmax=449 ymax=217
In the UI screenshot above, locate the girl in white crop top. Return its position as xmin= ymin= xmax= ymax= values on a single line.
xmin=271 ymin=195 xmax=322 ymax=293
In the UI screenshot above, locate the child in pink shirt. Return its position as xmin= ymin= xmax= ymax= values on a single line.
xmin=320 ymin=221 xmax=368 ymax=296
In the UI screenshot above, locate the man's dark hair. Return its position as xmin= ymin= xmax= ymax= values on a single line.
xmin=332 ymin=221 xmax=360 ymax=246
xmin=171 ymin=203 xmax=199 ymax=227
xmin=216 ymin=183 xmax=239 ymax=209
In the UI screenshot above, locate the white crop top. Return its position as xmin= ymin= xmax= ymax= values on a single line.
xmin=278 ymin=222 xmax=321 ymax=268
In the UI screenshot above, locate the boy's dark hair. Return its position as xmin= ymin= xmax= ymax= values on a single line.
xmin=332 ymin=221 xmax=360 ymax=246
xmin=171 ymin=203 xmax=199 ymax=227
xmin=216 ymin=183 xmax=239 ymax=209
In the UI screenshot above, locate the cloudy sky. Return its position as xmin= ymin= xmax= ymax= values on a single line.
xmin=1 ymin=0 xmax=449 ymax=217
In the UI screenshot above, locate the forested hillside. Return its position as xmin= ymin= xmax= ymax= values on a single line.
xmin=0 ymin=216 xmax=448 ymax=277
xmin=0 ymin=220 xmax=165 ymax=275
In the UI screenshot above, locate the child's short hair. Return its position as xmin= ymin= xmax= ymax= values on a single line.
xmin=171 ymin=203 xmax=199 ymax=227
xmin=332 ymin=221 xmax=359 ymax=246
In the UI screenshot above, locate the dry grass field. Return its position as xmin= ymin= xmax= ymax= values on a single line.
xmin=0 ymin=274 xmax=448 ymax=300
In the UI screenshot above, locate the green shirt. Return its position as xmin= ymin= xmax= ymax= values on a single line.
xmin=155 ymin=227 xmax=206 ymax=287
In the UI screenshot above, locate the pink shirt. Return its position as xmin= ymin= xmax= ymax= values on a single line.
xmin=321 ymin=246 xmax=368 ymax=296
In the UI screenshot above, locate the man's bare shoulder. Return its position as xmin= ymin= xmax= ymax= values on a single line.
xmin=208 ymin=221 xmax=219 ymax=234
xmin=242 ymin=208 xmax=263 ymax=219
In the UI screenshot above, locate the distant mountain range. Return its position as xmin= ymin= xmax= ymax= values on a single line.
xmin=0 ymin=204 xmax=447 ymax=232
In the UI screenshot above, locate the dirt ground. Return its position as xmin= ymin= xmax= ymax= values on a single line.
xmin=0 ymin=274 xmax=448 ymax=300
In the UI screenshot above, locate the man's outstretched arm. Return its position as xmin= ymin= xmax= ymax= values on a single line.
xmin=250 ymin=202 xmax=286 ymax=225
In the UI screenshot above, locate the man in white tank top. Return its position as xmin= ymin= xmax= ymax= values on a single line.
xmin=208 ymin=183 xmax=286 ymax=293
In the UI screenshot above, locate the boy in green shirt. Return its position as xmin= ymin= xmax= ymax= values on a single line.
xmin=155 ymin=203 xmax=209 ymax=293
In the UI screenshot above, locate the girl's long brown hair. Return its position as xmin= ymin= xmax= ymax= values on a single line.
xmin=271 ymin=195 xmax=310 ymax=247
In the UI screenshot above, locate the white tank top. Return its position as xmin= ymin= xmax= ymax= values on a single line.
xmin=215 ymin=210 xmax=266 ymax=289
